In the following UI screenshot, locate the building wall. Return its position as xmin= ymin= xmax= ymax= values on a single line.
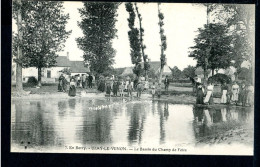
xmin=22 ymin=66 xmax=69 ymax=83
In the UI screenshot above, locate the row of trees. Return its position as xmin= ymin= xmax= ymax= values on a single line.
xmin=189 ymin=4 xmax=254 ymax=84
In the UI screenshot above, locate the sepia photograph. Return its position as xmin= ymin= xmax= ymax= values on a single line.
xmin=11 ymin=1 xmax=255 ymax=155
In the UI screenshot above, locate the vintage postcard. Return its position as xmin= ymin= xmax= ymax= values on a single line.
xmin=11 ymin=1 xmax=255 ymax=155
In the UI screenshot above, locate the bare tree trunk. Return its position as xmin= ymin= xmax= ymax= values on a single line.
xmin=38 ymin=68 xmax=42 ymax=87
xmin=16 ymin=0 xmax=23 ymax=92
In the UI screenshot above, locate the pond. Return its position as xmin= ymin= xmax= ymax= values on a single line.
xmin=11 ymin=97 xmax=253 ymax=154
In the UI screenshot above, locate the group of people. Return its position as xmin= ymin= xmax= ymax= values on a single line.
xmin=58 ymin=73 xmax=94 ymax=97
xmin=97 ymin=77 xmax=144 ymax=98
xmin=96 ymin=75 xmax=171 ymax=99
xmin=195 ymin=78 xmax=254 ymax=107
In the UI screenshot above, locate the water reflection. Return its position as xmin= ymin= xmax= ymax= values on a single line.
xmin=127 ymin=102 xmax=146 ymax=145
xmin=192 ymin=106 xmax=253 ymax=138
xmin=11 ymin=99 xmax=253 ymax=150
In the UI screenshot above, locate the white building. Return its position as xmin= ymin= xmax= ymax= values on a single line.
xmin=13 ymin=53 xmax=90 ymax=84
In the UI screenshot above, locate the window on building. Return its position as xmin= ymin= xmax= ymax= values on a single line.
xmin=47 ymin=70 xmax=51 ymax=78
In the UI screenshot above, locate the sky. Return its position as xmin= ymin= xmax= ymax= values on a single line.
xmin=59 ymin=2 xmax=208 ymax=70
xmin=13 ymin=2 xmax=208 ymax=70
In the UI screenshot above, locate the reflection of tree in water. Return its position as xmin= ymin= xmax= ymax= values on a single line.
xmin=127 ymin=102 xmax=147 ymax=145
xmin=164 ymin=102 xmax=169 ymax=120
xmin=82 ymin=107 xmax=112 ymax=144
xmin=12 ymin=101 xmax=56 ymax=148
xmin=157 ymin=101 xmax=169 ymax=144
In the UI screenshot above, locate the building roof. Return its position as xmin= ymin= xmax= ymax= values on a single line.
xmin=56 ymin=56 xmax=71 ymax=67
xmin=70 ymin=61 xmax=90 ymax=73
xmin=55 ymin=56 xmax=90 ymax=73
xmin=121 ymin=67 xmax=134 ymax=76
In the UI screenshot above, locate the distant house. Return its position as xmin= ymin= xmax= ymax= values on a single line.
xmin=120 ymin=61 xmax=172 ymax=78
xmin=21 ymin=52 xmax=90 ymax=83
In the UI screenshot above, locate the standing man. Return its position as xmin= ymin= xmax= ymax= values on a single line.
xmin=164 ymin=75 xmax=170 ymax=93
xmin=88 ymin=73 xmax=93 ymax=89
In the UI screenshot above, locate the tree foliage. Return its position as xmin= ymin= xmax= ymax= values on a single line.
xmin=134 ymin=3 xmax=150 ymax=77
xmin=125 ymin=2 xmax=142 ymax=77
xmin=171 ymin=66 xmax=183 ymax=80
xmin=77 ymin=2 xmax=119 ymax=76
xmin=157 ymin=3 xmax=167 ymax=84
xmin=189 ymin=23 xmax=233 ymax=74
xmin=182 ymin=65 xmax=196 ymax=78
xmin=211 ymin=4 xmax=254 ymax=79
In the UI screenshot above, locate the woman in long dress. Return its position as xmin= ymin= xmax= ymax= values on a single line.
xmin=112 ymin=80 xmax=118 ymax=96
xmin=204 ymin=82 xmax=214 ymax=105
xmin=231 ymin=81 xmax=239 ymax=105
xmin=58 ymin=74 xmax=65 ymax=92
xmin=106 ymin=81 xmax=112 ymax=97
xmin=221 ymin=82 xmax=228 ymax=104
xmin=68 ymin=77 xmax=76 ymax=97
xmin=196 ymin=83 xmax=204 ymax=104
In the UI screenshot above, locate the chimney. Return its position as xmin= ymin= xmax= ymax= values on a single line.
xmin=67 ymin=52 xmax=69 ymax=60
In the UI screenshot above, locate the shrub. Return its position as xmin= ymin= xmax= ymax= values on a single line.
xmin=27 ymin=76 xmax=38 ymax=87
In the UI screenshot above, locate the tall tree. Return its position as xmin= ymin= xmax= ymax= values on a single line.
xmin=13 ymin=1 xmax=71 ymax=86
xmin=77 ymin=2 xmax=119 ymax=76
xmin=212 ymin=4 xmax=255 ymax=82
xmin=125 ymin=2 xmax=142 ymax=78
xmin=189 ymin=23 xmax=233 ymax=76
xmin=134 ymin=3 xmax=150 ymax=80
xmin=157 ymin=3 xmax=167 ymax=85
